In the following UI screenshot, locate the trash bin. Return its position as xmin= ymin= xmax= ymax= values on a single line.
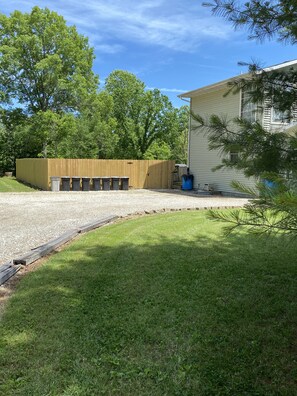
xmin=72 ymin=176 xmax=81 ymax=191
xmin=111 ymin=176 xmax=120 ymax=190
xmin=61 ymin=176 xmax=70 ymax=191
xmin=50 ymin=176 xmax=60 ymax=192
xmin=181 ymin=174 xmax=194 ymax=190
xmin=82 ymin=177 xmax=91 ymax=191
xmin=121 ymin=176 xmax=129 ymax=190
xmin=102 ymin=177 xmax=110 ymax=191
xmin=92 ymin=177 xmax=101 ymax=191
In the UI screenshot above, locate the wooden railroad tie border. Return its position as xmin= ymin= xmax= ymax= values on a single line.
xmin=0 ymin=262 xmax=21 ymax=286
xmin=13 ymin=215 xmax=119 ymax=266
xmin=1 ymin=208 xmax=240 ymax=286
xmin=78 ymin=215 xmax=119 ymax=234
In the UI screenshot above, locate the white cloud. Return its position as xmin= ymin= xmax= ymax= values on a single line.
xmin=83 ymin=0 xmax=233 ymax=52
xmin=147 ymin=86 xmax=187 ymax=93
xmin=95 ymin=44 xmax=125 ymax=55
xmin=2 ymin=0 xmax=233 ymax=53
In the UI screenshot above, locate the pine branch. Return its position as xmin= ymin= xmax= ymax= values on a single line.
xmin=208 ymin=207 xmax=297 ymax=236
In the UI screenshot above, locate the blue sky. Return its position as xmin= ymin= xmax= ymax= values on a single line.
xmin=2 ymin=0 xmax=296 ymax=107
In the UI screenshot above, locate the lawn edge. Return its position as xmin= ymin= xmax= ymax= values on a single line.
xmin=0 ymin=207 xmax=240 ymax=316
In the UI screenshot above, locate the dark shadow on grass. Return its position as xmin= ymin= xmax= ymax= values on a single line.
xmin=0 ymin=219 xmax=297 ymax=396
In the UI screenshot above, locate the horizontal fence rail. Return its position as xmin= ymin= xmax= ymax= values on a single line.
xmin=16 ymin=159 xmax=176 ymax=190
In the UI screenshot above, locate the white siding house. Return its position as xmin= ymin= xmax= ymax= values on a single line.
xmin=179 ymin=59 xmax=297 ymax=195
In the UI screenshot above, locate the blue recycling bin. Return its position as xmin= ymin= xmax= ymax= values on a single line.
xmin=181 ymin=174 xmax=193 ymax=190
xmin=263 ymin=179 xmax=277 ymax=189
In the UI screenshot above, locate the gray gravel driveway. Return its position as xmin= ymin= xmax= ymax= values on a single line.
xmin=0 ymin=189 xmax=248 ymax=265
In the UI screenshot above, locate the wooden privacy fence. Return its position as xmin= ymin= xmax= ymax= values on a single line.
xmin=16 ymin=159 xmax=176 ymax=190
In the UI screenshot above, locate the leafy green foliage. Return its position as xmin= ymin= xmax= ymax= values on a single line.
xmin=105 ymin=70 xmax=183 ymax=159
xmin=209 ymin=180 xmax=297 ymax=236
xmin=58 ymin=92 xmax=117 ymax=159
xmin=143 ymin=141 xmax=172 ymax=160
xmin=169 ymin=105 xmax=189 ymax=163
xmin=0 ymin=7 xmax=98 ymax=114
xmin=0 ymin=6 xmax=100 ymax=168
xmin=0 ymin=109 xmax=40 ymax=172
xmin=29 ymin=111 xmax=77 ymax=158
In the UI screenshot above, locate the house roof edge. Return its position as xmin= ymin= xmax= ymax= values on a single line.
xmin=178 ymin=59 xmax=297 ymax=99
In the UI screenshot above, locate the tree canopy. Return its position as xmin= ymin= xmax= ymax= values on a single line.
xmin=105 ymin=70 xmax=181 ymax=159
xmin=0 ymin=6 xmax=98 ymax=114
xmin=0 ymin=6 xmax=100 ymax=166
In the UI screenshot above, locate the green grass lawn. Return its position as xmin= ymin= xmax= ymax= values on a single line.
xmin=0 ymin=211 xmax=297 ymax=395
xmin=0 ymin=177 xmax=37 ymax=192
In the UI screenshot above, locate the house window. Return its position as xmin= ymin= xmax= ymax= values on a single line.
xmin=230 ymin=152 xmax=239 ymax=164
xmin=241 ymin=91 xmax=258 ymax=122
xmin=271 ymin=108 xmax=290 ymax=124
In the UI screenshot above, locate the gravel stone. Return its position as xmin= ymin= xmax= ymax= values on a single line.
xmin=0 ymin=189 xmax=248 ymax=265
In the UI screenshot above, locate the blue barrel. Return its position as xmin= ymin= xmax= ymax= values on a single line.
xmin=263 ymin=179 xmax=277 ymax=189
xmin=181 ymin=174 xmax=193 ymax=190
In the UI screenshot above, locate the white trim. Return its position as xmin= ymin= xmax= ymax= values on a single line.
xmin=178 ymin=75 xmax=248 ymax=98
xmin=188 ymin=98 xmax=192 ymax=168
xmin=264 ymin=59 xmax=297 ymax=72
xmin=179 ymin=59 xmax=297 ymax=99
xmin=239 ymin=88 xmax=242 ymax=118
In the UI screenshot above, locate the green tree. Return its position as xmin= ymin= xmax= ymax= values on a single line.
xmin=0 ymin=7 xmax=98 ymax=114
xmin=0 ymin=122 xmax=11 ymax=173
xmin=105 ymin=70 xmax=178 ymax=159
xmin=0 ymin=6 xmax=99 ymax=167
xmin=0 ymin=109 xmax=24 ymax=173
xmin=29 ymin=111 xmax=77 ymax=158
xmin=143 ymin=141 xmax=172 ymax=160
xmin=169 ymin=105 xmax=189 ymax=164
xmin=59 ymin=92 xmax=117 ymax=159
xmin=105 ymin=70 xmax=144 ymax=158
xmin=146 ymin=105 xmax=189 ymax=163
xmin=192 ymin=1 xmax=297 ymax=236
xmin=0 ymin=109 xmax=41 ymax=173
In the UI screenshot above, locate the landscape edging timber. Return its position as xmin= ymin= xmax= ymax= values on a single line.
xmin=0 ymin=207 xmax=239 ymax=286
xmin=0 ymin=262 xmax=21 ymax=286
xmin=0 ymin=215 xmax=118 ymax=286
